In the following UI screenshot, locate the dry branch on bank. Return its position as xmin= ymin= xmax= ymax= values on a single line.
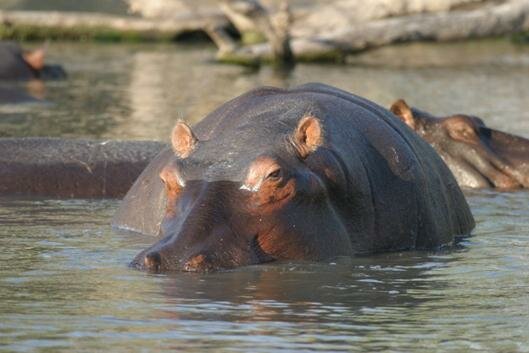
xmin=0 ymin=10 xmax=227 ymax=41
xmin=212 ymin=0 xmax=529 ymax=64
xmin=1 ymin=0 xmax=529 ymax=64
xmin=215 ymin=0 xmax=293 ymax=65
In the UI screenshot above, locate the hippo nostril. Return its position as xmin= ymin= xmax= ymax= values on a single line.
xmin=184 ymin=254 xmax=210 ymax=272
xmin=144 ymin=251 xmax=161 ymax=271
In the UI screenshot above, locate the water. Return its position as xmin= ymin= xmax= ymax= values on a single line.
xmin=1 ymin=40 xmax=529 ymax=352
xmin=1 ymin=192 xmax=529 ymax=352
xmin=1 ymin=40 xmax=529 ymax=140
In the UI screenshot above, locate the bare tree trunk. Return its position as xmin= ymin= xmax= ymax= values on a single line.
xmin=270 ymin=2 xmax=294 ymax=64
xmin=327 ymin=0 xmax=529 ymax=51
xmin=218 ymin=0 xmax=293 ymax=65
xmin=204 ymin=22 xmax=238 ymax=55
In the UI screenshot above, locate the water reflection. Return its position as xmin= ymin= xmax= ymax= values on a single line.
xmin=0 ymin=81 xmax=46 ymax=108
xmin=156 ymin=253 xmax=456 ymax=323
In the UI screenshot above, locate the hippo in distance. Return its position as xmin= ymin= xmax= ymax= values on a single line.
xmin=390 ymin=99 xmax=529 ymax=189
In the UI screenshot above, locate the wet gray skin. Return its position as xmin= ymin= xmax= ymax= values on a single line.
xmin=118 ymin=83 xmax=474 ymax=273
xmin=0 ymin=138 xmax=165 ymax=198
xmin=390 ymin=100 xmax=529 ymax=189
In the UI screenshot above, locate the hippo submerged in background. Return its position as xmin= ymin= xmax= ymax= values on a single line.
xmin=0 ymin=138 xmax=164 ymax=198
xmin=114 ymin=83 xmax=475 ymax=273
xmin=390 ymin=100 xmax=529 ymax=189
xmin=0 ymin=41 xmax=66 ymax=81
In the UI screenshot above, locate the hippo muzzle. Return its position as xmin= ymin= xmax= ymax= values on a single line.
xmin=437 ymin=121 xmax=529 ymax=189
xmin=486 ymin=128 xmax=529 ymax=187
xmin=130 ymin=180 xmax=269 ymax=272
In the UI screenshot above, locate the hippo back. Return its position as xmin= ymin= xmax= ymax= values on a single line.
xmin=292 ymin=83 xmax=474 ymax=250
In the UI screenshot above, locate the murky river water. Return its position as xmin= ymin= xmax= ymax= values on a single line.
xmin=1 ymin=41 xmax=529 ymax=352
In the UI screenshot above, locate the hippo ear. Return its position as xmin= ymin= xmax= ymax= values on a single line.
xmin=171 ymin=121 xmax=198 ymax=158
xmin=292 ymin=116 xmax=323 ymax=158
xmin=22 ymin=47 xmax=46 ymax=71
xmin=390 ymin=99 xmax=416 ymax=130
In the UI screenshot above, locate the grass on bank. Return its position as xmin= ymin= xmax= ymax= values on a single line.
xmin=0 ymin=23 xmax=178 ymax=42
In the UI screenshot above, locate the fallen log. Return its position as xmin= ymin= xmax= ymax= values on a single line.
xmin=327 ymin=0 xmax=529 ymax=51
xmin=215 ymin=0 xmax=529 ymax=64
xmin=0 ymin=138 xmax=165 ymax=198
xmin=0 ymin=10 xmax=227 ymax=41
xmin=291 ymin=0 xmax=491 ymax=38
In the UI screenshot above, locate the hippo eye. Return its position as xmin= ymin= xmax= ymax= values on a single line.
xmin=459 ymin=127 xmax=475 ymax=138
xmin=445 ymin=117 xmax=480 ymax=144
xmin=159 ymin=168 xmax=185 ymax=190
xmin=266 ymin=168 xmax=282 ymax=181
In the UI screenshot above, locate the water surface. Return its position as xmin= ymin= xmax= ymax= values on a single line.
xmin=1 ymin=40 xmax=528 ymax=140
xmin=0 ymin=191 xmax=528 ymax=352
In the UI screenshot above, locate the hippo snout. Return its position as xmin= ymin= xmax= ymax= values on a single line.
xmin=129 ymin=250 xmax=163 ymax=272
xmin=143 ymin=251 xmax=162 ymax=272
xmin=131 ymin=250 xmax=219 ymax=273
xmin=183 ymin=254 xmax=216 ymax=272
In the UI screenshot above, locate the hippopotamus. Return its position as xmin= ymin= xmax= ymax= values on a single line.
xmin=0 ymin=41 xmax=66 ymax=81
xmin=114 ymin=83 xmax=474 ymax=272
xmin=390 ymin=100 xmax=529 ymax=189
xmin=0 ymin=138 xmax=164 ymax=198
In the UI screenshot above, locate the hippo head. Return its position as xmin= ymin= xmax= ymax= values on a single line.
xmin=390 ymin=99 xmax=529 ymax=189
xmin=21 ymin=45 xmax=66 ymax=80
xmin=131 ymin=116 xmax=351 ymax=272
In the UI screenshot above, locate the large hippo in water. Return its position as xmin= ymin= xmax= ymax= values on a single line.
xmin=0 ymin=41 xmax=66 ymax=81
xmin=114 ymin=83 xmax=474 ymax=272
xmin=390 ymin=100 xmax=529 ymax=189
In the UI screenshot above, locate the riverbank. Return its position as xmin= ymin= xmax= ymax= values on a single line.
xmin=0 ymin=10 xmax=225 ymax=42
xmin=1 ymin=1 xmax=529 ymax=64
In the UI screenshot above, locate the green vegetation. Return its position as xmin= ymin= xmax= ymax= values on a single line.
xmin=217 ymin=46 xmax=345 ymax=66
xmin=512 ymin=31 xmax=529 ymax=44
xmin=217 ymin=52 xmax=261 ymax=68
xmin=240 ymin=31 xmax=267 ymax=45
xmin=0 ymin=24 xmax=175 ymax=42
